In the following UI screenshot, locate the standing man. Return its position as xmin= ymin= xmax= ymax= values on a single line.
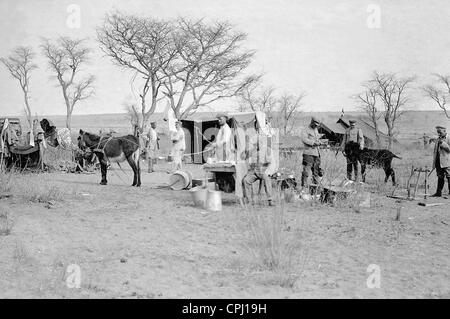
xmin=210 ymin=113 xmax=232 ymax=162
xmin=341 ymin=119 xmax=364 ymax=181
xmin=301 ymin=117 xmax=324 ymax=192
xmin=243 ymin=114 xmax=274 ymax=206
xmin=431 ymin=125 xmax=450 ymax=197
xmin=170 ymin=120 xmax=185 ymax=172
xmin=145 ymin=121 xmax=159 ymax=173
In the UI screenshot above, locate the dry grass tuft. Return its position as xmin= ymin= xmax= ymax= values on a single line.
xmin=0 ymin=171 xmax=64 ymax=203
xmin=240 ymin=201 xmax=306 ymax=288
xmin=0 ymin=208 xmax=13 ymax=236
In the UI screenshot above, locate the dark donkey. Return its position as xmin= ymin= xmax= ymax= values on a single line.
xmin=78 ymin=130 xmax=141 ymax=186
xmin=358 ymin=148 xmax=401 ymax=185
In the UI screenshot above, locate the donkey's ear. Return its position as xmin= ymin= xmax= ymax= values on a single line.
xmin=79 ymin=129 xmax=84 ymax=135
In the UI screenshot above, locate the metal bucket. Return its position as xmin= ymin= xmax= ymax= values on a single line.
xmin=189 ymin=186 xmax=208 ymax=208
xmin=205 ymin=190 xmax=222 ymax=212
xmin=169 ymin=170 xmax=191 ymax=190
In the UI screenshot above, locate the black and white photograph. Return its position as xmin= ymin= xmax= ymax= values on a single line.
xmin=0 ymin=0 xmax=449 ymax=301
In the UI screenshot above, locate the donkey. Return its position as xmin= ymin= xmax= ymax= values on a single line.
xmin=358 ymin=148 xmax=401 ymax=185
xmin=78 ymin=130 xmax=141 ymax=186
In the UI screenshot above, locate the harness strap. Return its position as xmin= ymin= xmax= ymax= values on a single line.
xmin=91 ymin=136 xmax=112 ymax=155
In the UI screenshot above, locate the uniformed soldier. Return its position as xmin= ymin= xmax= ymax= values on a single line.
xmin=301 ymin=117 xmax=324 ymax=191
xmin=341 ymin=119 xmax=364 ymax=181
xmin=431 ymin=125 xmax=450 ymax=197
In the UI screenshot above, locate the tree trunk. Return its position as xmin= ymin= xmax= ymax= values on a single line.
xmin=372 ymin=120 xmax=381 ymax=147
xmin=66 ymin=111 xmax=72 ymax=131
xmin=22 ymin=89 xmax=32 ymax=129
xmin=386 ymin=124 xmax=393 ymax=150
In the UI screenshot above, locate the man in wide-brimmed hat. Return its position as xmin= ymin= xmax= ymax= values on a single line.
xmin=341 ymin=119 xmax=364 ymax=181
xmin=209 ymin=113 xmax=232 ymax=161
xmin=300 ymin=117 xmax=324 ymax=192
xmin=431 ymin=125 xmax=450 ymax=197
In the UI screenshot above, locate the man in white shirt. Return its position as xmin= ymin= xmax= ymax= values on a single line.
xmin=210 ymin=113 xmax=232 ymax=162
xmin=145 ymin=121 xmax=158 ymax=173
xmin=170 ymin=120 xmax=185 ymax=171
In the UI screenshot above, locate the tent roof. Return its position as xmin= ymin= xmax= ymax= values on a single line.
xmin=320 ymin=121 xmax=346 ymax=135
xmin=184 ymin=111 xmax=256 ymax=124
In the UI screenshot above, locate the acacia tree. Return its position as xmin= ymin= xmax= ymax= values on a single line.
xmin=356 ymin=84 xmax=382 ymax=146
xmin=163 ymin=18 xmax=258 ymax=119
xmin=274 ymin=93 xmax=305 ymax=135
xmin=97 ymin=12 xmax=176 ymax=131
xmin=41 ymin=37 xmax=95 ymax=130
xmin=423 ymin=74 xmax=450 ymax=118
xmin=1 ymin=46 xmax=37 ymax=128
xmin=369 ymin=72 xmax=414 ymax=150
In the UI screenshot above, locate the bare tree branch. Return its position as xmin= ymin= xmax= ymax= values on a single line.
xmin=163 ymin=18 xmax=258 ymax=119
xmin=423 ymin=73 xmax=450 ymax=119
xmin=237 ymin=78 xmax=275 ymax=112
xmin=97 ymin=12 xmax=178 ymax=130
xmin=41 ymin=37 xmax=95 ymax=130
xmin=368 ymin=71 xmax=414 ymax=149
xmin=273 ymin=92 xmax=306 ymax=135
xmin=1 ymin=46 xmax=37 ymax=128
xmin=355 ymin=82 xmax=382 ymax=146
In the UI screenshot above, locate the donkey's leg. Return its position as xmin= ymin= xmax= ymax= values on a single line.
xmin=136 ymin=151 xmax=141 ymax=187
xmin=385 ymin=163 xmax=396 ymax=185
xmin=126 ymin=155 xmax=138 ymax=186
xmin=99 ymin=157 xmax=108 ymax=185
xmin=391 ymin=168 xmax=396 ymax=186
xmin=360 ymin=161 xmax=367 ymax=183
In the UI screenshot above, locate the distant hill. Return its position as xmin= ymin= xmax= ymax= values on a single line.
xmin=14 ymin=110 xmax=450 ymax=142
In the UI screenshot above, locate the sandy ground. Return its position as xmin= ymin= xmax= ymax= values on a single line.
xmin=0 ymin=162 xmax=449 ymax=299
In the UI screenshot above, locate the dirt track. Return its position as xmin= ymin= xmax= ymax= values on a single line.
xmin=0 ymin=164 xmax=449 ymax=298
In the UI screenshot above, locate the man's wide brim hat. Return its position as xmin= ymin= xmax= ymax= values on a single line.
xmin=216 ymin=113 xmax=229 ymax=119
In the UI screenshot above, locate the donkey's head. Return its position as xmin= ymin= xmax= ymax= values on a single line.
xmin=78 ymin=129 xmax=100 ymax=150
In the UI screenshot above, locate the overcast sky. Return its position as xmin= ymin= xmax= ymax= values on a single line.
xmin=1 ymin=0 xmax=449 ymax=116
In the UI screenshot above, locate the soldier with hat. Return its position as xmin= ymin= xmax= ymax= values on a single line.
xmin=341 ymin=119 xmax=364 ymax=181
xmin=300 ymin=117 xmax=324 ymax=191
xmin=431 ymin=124 xmax=450 ymax=197
xmin=209 ymin=113 xmax=232 ymax=161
